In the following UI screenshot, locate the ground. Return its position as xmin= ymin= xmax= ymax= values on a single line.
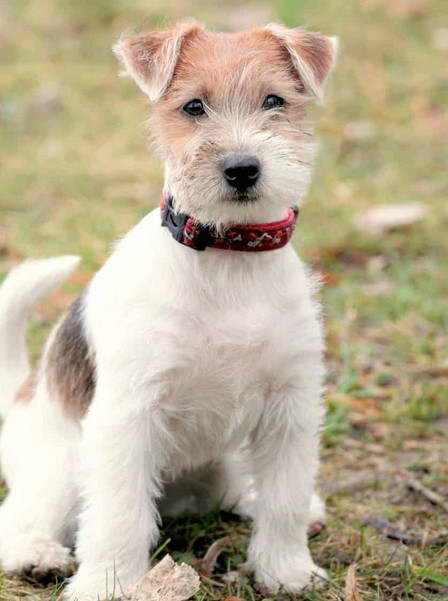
xmin=0 ymin=0 xmax=447 ymax=599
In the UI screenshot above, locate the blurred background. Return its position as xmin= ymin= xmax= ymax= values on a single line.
xmin=0 ymin=1 xmax=447 ymax=600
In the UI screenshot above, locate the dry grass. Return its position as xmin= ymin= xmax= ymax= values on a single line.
xmin=1 ymin=0 xmax=447 ymax=599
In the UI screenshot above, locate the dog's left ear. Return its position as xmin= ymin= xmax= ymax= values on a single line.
xmin=266 ymin=24 xmax=338 ymax=103
xmin=113 ymin=21 xmax=204 ymax=102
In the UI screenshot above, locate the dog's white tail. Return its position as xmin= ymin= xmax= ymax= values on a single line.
xmin=0 ymin=256 xmax=80 ymax=419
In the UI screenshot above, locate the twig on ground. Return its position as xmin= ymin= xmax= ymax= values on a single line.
xmin=344 ymin=563 xmax=363 ymax=601
xmin=201 ymin=537 xmax=232 ymax=578
xmin=407 ymin=476 xmax=448 ymax=513
xmin=363 ymin=517 xmax=448 ymax=547
xmin=416 ymin=365 xmax=448 ymax=377
xmin=200 ymin=574 xmax=226 ymax=588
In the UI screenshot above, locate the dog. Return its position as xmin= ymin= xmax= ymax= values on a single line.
xmin=0 ymin=21 xmax=337 ymax=600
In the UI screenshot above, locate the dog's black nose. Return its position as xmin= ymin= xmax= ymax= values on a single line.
xmin=223 ymin=155 xmax=261 ymax=191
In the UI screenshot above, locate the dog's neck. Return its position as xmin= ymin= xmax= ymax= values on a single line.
xmin=160 ymin=195 xmax=299 ymax=253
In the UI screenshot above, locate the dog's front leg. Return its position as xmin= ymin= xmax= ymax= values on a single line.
xmin=247 ymin=386 xmax=326 ymax=594
xmin=64 ymin=382 xmax=164 ymax=601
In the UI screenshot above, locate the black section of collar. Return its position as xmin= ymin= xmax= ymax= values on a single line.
xmin=161 ymin=196 xmax=209 ymax=251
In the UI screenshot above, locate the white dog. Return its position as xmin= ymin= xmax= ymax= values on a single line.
xmin=0 ymin=21 xmax=337 ymax=600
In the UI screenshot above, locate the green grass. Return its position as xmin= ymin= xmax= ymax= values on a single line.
xmin=1 ymin=0 xmax=447 ymax=599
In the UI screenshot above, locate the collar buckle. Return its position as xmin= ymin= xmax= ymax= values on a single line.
xmin=161 ymin=197 xmax=189 ymax=244
xmin=161 ymin=196 xmax=210 ymax=250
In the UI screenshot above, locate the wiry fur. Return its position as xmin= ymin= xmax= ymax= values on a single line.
xmin=0 ymin=20 xmax=336 ymax=601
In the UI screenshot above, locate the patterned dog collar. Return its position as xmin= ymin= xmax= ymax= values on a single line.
xmin=160 ymin=196 xmax=298 ymax=252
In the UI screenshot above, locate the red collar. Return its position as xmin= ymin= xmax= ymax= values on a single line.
xmin=160 ymin=196 xmax=298 ymax=252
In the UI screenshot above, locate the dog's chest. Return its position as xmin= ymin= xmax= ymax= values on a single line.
xmin=89 ymin=231 xmax=317 ymax=457
xmin=152 ymin=301 xmax=294 ymax=463
xmin=149 ymin=289 xmax=302 ymax=423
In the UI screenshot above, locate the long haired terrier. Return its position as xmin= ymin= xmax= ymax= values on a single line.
xmin=0 ymin=20 xmax=337 ymax=600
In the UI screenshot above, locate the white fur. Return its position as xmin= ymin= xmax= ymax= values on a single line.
xmin=0 ymin=22 xmax=334 ymax=599
xmin=0 ymin=255 xmax=80 ymax=419
xmin=0 ymin=360 xmax=81 ymax=579
xmin=164 ymin=109 xmax=316 ymax=232
xmin=0 ymin=213 xmax=326 ymax=599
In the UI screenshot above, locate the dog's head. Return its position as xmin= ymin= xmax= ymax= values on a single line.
xmin=114 ymin=22 xmax=338 ymax=229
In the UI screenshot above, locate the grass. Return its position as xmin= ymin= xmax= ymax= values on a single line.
xmin=1 ymin=0 xmax=447 ymax=599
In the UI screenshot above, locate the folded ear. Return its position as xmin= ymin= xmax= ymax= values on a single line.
xmin=265 ymin=24 xmax=338 ymax=103
xmin=113 ymin=21 xmax=204 ymax=102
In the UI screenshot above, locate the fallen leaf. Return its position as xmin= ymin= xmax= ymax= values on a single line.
xmin=344 ymin=563 xmax=363 ymax=601
xmin=330 ymin=393 xmax=383 ymax=418
xmin=343 ymin=121 xmax=377 ymax=142
xmin=127 ymin=554 xmax=200 ymax=601
xmin=362 ymin=281 xmax=393 ymax=296
xmin=433 ymin=27 xmax=448 ymax=51
xmin=201 ymin=537 xmax=232 ymax=577
xmin=366 ymin=255 xmax=387 ymax=273
xmin=356 ymin=202 xmax=426 ymax=234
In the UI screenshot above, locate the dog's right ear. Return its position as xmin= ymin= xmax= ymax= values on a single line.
xmin=113 ymin=21 xmax=204 ymax=102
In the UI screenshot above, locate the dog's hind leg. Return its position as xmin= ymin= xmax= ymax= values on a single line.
xmin=0 ymin=386 xmax=80 ymax=579
xmin=0 ymin=256 xmax=81 ymax=578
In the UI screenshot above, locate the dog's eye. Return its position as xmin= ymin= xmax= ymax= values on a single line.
xmin=182 ymin=99 xmax=206 ymax=117
xmin=262 ymin=95 xmax=285 ymax=110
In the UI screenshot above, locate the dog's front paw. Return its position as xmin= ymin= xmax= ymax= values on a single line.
xmin=64 ymin=581 xmax=117 ymax=601
xmin=64 ymin=568 xmax=124 ymax=601
xmin=253 ymin=555 xmax=328 ymax=594
xmin=64 ymin=560 xmax=146 ymax=601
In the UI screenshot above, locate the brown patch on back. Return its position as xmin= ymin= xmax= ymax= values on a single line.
xmin=15 ymin=371 xmax=37 ymax=404
xmin=46 ymin=294 xmax=96 ymax=419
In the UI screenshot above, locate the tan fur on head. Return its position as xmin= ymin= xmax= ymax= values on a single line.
xmin=115 ymin=21 xmax=337 ymax=105
xmin=265 ymin=25 xmax=338 ymax=104
xmin=114 ymin=21 xmax=338 ymax=230
xmin=113 ymin=21 xmax=205 ymax=102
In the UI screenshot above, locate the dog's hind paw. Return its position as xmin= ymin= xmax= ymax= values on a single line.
xmin=253 ymin=555 xmax=328 ymax=595
xmin=0 ymin=535 xmax=74 ymax=582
